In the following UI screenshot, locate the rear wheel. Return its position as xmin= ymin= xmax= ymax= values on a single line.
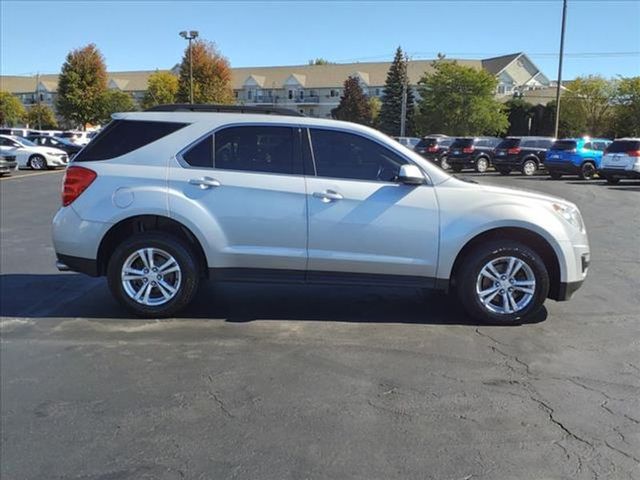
xmin=440 ymin=155 xmax=450 ymax=170
xmin=455 ymin=240 xmax=549 ymax=325
xmin=475 ymin=157 xmax=489 ymax=173
xmin=549 ymin=171 xmax=562 ymax=180
xmin=521 ymin=159 xmax=538 ymax=176
xmin=497 ymin=167 xmax=511 ymax=175
xmin=107 ymin=232 xmax=200 ymax=318
xmin=579 ymin=161 xmax=596 ymax=180
xmin=28 ymin=154 xmax=47 ymax=170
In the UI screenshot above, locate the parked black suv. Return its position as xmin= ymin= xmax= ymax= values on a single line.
xmin=447 ymin=137 xmax=502 ymax=173
xmin=492 ymin=137 xmax=555 ymax=176
xmin=414 ymin=136 xmax=454 ymax=169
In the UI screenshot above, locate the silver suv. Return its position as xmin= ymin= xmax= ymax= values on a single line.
xmin=52 ymin=105 xmax=590 ymax=324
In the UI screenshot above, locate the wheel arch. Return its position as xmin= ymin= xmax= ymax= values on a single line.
xmin=448 ymin=227 xmax=562 ymax=300
xmin=96 ymin=215 xmax=208 ymax=278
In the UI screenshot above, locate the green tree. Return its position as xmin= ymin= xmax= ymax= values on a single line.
xmin=415 ymin=60 xmax=508 ymax=136
xmin=369 ymin=96 xmax=382 ymax=127
xmin=612 ymin=76 xmax=640 ymax=137
xmin=560 ymin=75 xmax=616 ymax=137
xmin=177 ymin=40 xmax=233 ymax=104
xmin=141 ymin=71 xmax=179 ymax=109
xmin=308 ymin=58 xmax=331 ymax=65
xmin=56 ymin=44 xmax=108 ymax=129
xmin=0 ymin=91 xmax=26 ymax=126
xmin=505 ymin=98 xmax=534 ymax=136
xmin=26 ymin=104 xmax=58 ymax=129
xmin=379 ymin=47 xmax=415 ymax=136
xmin=100 ymin=89 xmax=136 ymax=123
xmin=331 ymin=76 xmax=372 ymax=125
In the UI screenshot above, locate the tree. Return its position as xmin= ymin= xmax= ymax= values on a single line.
xmin=176 ymin=40 xmax=233 ymax=104
xmin=369 ymin=96 xmax=382 ymax=127
xmin=100 ymin=89 xmax=136 ymax=123
xmin=331 ymin=76 xmax=372 ymax=125
xmin=415 ymin=60 xmax=508 ymax=136
xmin=141 ymin=71 xmax=179 ymax=109
xmin=26 ymin=104 xmax=57 ymax=129
xmin=0 ymin=91 xmax=26 ymax=126
xmin=612 ymin=76 xmax=640 ymax=137
xmin=379 ymin=47 xmax=415 ymax=136
xmin=505 ymin=98 xmax=534 ymax=136
xmin=308 ymin=58 xmax=331 ymax=65
xmin=56 ymin=44 xmax=108 ymax=129
xmin=560 ymin=75 xmax=616 ymax=137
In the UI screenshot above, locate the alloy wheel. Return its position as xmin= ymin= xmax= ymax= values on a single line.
xmin=475 ymin=256 xmax=536 ymax=315
xmin=121 ymin=248 xmax=182 ymax=306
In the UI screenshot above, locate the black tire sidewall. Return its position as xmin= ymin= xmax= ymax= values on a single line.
xmin=580 ymin=162 xmax=595 ymax=180
xmin=456 ymin=241 xmax=550 ymax=325
xmin=107 ymin=232 xmax=200 ymax=318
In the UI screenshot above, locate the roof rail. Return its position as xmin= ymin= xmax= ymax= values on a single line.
xmin=145 ymin=103 xmax=305 ymax=117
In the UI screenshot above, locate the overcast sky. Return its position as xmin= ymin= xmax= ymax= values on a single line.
xmin=1 ymin=0 xmax=639 ymax=79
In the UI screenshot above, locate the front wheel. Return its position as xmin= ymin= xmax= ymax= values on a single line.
xmin=455 ymin=240 xmax=549 ymax=325
xmin=521 ymin=159 xmax=538 ymax=176
xmin=579 ymin=162 xmax=596 ymax=180
xmin=28 ymin=154 xmax=47 ymax=170
xmin=107 ymin=232 xmax=201 ymax=317
xmin=475 ymin=157 xmax=489 ymax=173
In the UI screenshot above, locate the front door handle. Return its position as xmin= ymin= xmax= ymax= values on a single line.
xmin=313 ymin=189 xmax=343 ymax=202
xmin=189 ymin=176 xmax=221 ymax=189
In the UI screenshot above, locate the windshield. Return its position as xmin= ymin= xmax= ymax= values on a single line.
xmin=551 ymin=140 xmax=577 ymax=150
xmin=15 ymin=137 xmax=36 ymax=147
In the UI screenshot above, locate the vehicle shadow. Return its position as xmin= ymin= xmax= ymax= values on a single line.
xmin=0 ymin=273 xmax=547 ymax=326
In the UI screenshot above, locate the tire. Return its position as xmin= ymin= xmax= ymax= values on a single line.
xmin=107 ymin=232 xmax=201 ymax=318
xmin=440 ymin=155 xmax=450 ymax=170
xmin=521 ymin=159 xmax=538 ymax=176
xmin=455 ymin=240 xmax=549 ymax=325
xmin=451 ymin=165 xmax=463 ymax=173
xmin=605 ymin=176 xmax=620 ymax=185
xmin=497 ymin=167 xmax=511 ymax=175
xmin=28 ymin=154 xmax=47 ymax=170
xmin=549 ymin=171 xmax=562 ymax=180
xmin=475 ymin=157 xmax=489 ymax=173
xmin=578 ymin=161 xmax=596 ymax=180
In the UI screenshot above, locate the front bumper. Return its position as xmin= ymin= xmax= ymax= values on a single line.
xmin=46 ymin=154 xmax=70 ymax=167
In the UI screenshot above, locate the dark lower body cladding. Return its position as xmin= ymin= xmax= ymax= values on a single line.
xmin=544 ymin=162 xmax=580 ymax=175
xmin=599 ymin=168 xmax=640 ymax=180
xmin=55 ymin=255 xmax=583 ymax=302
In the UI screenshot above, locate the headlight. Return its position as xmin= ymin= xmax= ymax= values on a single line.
xmin=552 ymin=203 xmax=584 ymax=231
xmin=46 ymin=151 xmax=59 ymax=156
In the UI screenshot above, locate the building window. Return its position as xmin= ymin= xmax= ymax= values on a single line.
xmin=234 ymin=91 xmax=239 ymax=98
xmin=248 ymin=89 xmax=253 ymax=100
xmin=288 ymin=90 xmax=293 ymax=100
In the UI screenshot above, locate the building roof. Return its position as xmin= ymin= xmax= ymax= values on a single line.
xmin=1 ymin=53 xmax=531 ymax=94
xmin=481 ymin=52 xmax=523 ymax=75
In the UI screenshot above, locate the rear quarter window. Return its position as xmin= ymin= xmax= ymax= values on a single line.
xmin=73 ymin=120 xmax=188 ymax=162
xmin=607 ymin=140 xmax=640 ymax=153
xmin=497 ymin=138 xmax=521 ymax=149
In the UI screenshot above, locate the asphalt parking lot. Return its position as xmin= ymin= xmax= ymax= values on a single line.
xmin=1 ymin=169 xmax=639 ymax=480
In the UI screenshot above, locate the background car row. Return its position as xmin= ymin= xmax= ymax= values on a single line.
xmin=404 ymin=134 xmax=640 ymax=184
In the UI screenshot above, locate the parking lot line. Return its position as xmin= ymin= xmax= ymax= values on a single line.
xmin=0 ymin=170 xmax=65 ymax=181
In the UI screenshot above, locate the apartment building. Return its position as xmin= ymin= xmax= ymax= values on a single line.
xmin=0 ymin=52 xmax=552 ymax=121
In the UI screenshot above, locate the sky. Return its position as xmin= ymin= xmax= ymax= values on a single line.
xmin=1 ymin=0 xmax=639 ymax=80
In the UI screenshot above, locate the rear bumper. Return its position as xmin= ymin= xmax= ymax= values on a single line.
xmin=599 ymin=168 xmax=640 ymax=179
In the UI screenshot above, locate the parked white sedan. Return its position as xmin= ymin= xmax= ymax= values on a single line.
xmin=0 ymin=134 xmax=69 ymax=170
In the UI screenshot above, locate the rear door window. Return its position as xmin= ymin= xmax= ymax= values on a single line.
xmin=213 ymin=126 xmax=298 ymax=175
xmin=551 ymin=140 xmax=577 ymax=151
xmin=74 ymin=120 xmax=188 ymax=162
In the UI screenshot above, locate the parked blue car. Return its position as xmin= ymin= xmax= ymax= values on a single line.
xmin=544 ymin=137 xmax=612 ymax=180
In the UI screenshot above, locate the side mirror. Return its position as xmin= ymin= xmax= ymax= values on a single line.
xmin=398 ymin=164 xmax=425 ymax=185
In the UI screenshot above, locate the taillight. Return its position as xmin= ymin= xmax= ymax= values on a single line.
xmin=507 ymin=147 xmax=521 ymax=154
xmin=62 ymin=166 xmax=96 ymax=206
xmin=463 ymin=147 xmax=474 ymax=154
xmin=627 ymin=150 xmax=640 ymax=157
xmin=427 ymin=146 xmax=439 ymax=152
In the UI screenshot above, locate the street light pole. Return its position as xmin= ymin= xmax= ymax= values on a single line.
xmin=400 ymin=54 xmax=409 ymax=137
xmin=554 ymin=0 xmax=568 ymax=138
xmin=179 ymin=30 xmax=199 ymax=104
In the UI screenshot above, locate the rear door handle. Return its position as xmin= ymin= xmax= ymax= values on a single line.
xmin=313 ymin=189 xmax=343 ymax=202
xmin=189 ymin=176 xmax=221 ymax=189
